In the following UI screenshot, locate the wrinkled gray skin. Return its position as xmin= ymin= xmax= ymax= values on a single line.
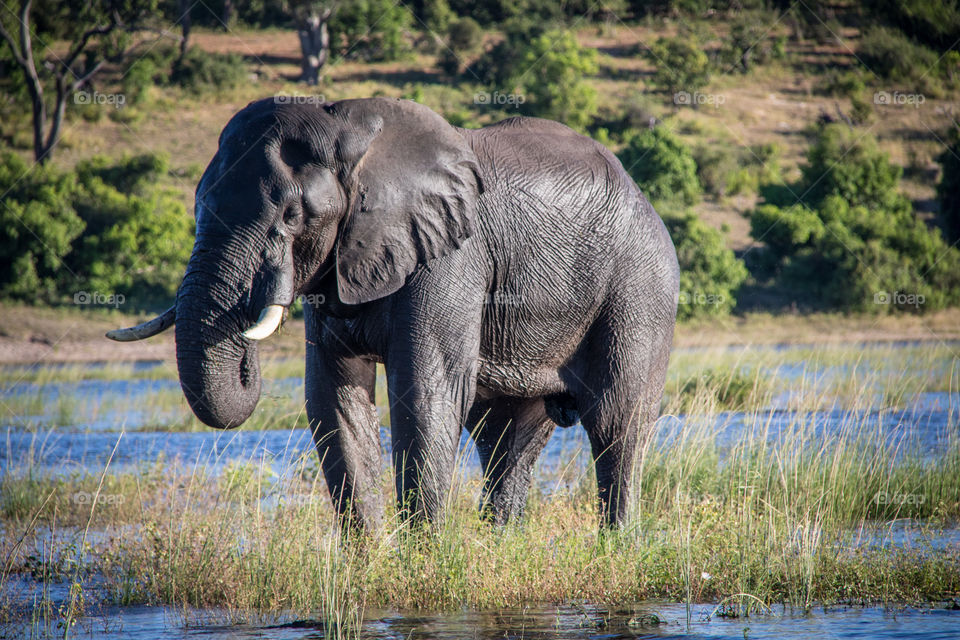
xmin=174 ymin=97 xmax=678 ymax=529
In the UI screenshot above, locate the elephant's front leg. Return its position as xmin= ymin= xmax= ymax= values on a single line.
xmin=386 ymin=354 xmax=477 ymax=523
xmin=385 ymin=285 xmax=482 ymax=523
xmin=305 ymin=313 xmax=384 ymax=531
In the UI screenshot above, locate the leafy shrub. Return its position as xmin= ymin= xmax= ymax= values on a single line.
xmin=468 ymin=18 xmax=550 ymax=88
xmin=937 ymin=123 xmax=960 ymax=244
xmin=0 ymin=151 xmax=192 ymax=308
xmin=874 ymin=0 xmax=960 ymax=52
xmin=798 ymin=124 xmax=906 ymax=212
xmin=645 ymin=36 xmax=711 ymax=101
xmin=750 ymin=124 xmax=960 ymax=313
xmin=331 ymin=0 xmax=413 ymax=62
xmin=857 ymin=26 xmax=940 ymax=93
xmin=510 ymin=30 xmax=598 ymax=131
xmin=718 ymin=14 xmax=786 ymax=74
xmin=447 ymin=16 xmax=482 ymax=52
xmin=438 ymin=16 xmax=482 ymax=76
xmin=171 ymin=47 xmax=246 ymax=93
xmin=617 ymin=127 xmax=701 ymax=206
xmin=692 ymin=145 xmax=738 ymax=197
xmin=0 ymin=152 xmax=85 ymax=301
xmin=665 ymin=212 xmax=748 ymax=320
xmin=68 ymin=155 xmax=193 ymax=304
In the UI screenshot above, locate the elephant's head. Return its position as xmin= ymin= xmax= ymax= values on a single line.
xmin=107 ymin=98 xmax=483 ymax=429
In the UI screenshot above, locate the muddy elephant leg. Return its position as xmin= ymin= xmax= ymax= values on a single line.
xmin=305 ymin=310 xmax=384 ymax=532
xmin=468 ymin=397 xmax=555 ymax=525
xmin=578 ymin=313 xmax=673 ymax=527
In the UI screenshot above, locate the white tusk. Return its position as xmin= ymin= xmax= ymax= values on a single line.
xmin=242 ymin=305 xmax=285 ymax=340
xmin=106 ymin=306 xmax=176 ymax=342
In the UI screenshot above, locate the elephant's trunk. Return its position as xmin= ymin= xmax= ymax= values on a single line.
xmin=174 ymin=253 xmax=263 ymax=430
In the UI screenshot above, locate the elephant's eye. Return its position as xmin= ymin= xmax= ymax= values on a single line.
xmin=282 ymin=201 xmax=303 ymax=227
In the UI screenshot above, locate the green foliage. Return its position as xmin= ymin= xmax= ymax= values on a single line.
xmin=0 ymin=152 xmax=85 ymax=301
xmin=692 ymin=145 xmax=737 ymax=197
xmin=665 ymin=212 xmax=747 ymax=320
xmin=438 ymin=16 xmax=482 ymax=76
xmin=718 ymin=14 xmax=786 ymax=74
xmin=799 ymin=124 xmax=907 ymax=213
xmin=68 ymin=155 xmax=193 ymax=304
xmin=937 ymin=124 xmax=960 ymax=244
xmin=646 ymin=36 xmax=711 ymax=100
xmin=0 ymin=151 xmax=192 ymax=308
xmin=447 ymin=0 xmax=564 ymax=27
xmin=750 ymin=124 xmax=960 ymax=313
xmin=857 ymin=26 xmax=940 ymax=94
xmin=874 ymin=0 xmax=960 ymax=52
xmin=447 ymin=16 xmax=482 ymax=53
xmin=617 ymin=127 xmax=701 ymax=206
xmin=171 ymin=47 xmax=246 ymax=94
xmin=419 ymin=0 xmax=455 ymax=33
xmin=331 ymin=0 xmax=413 ymax=61
xmin=510 ymin=30 xmax=598 ymax=131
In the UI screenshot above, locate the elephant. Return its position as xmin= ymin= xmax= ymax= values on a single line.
xmin=108 ymin=97 xmax=679 ymax=530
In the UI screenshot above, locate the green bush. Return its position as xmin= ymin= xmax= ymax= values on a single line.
xmin=447 ymin=16 xmax=482 ymax=52
xmin=0 ymin=151 xmax=192 ymax=308
xmin=665 ymin=212 xmax=748 ymax=320
xmin=510 ymin=30 xmax=598 ymax=131
xmin=331 ymin=0 xmax=413 ymax=62
xmin=857 ymin=26 xmax=940 ymax=94
xmin=645 ymin=36 xmax=711 ymax=102
xmin=438 ymin=16 xmax=482 ymax=76
xmin=874 ymin=0 xmax=960 ymax=52
xmin=68 ymin=155 xmax=193 ymax=304
xmin=799 ymin=124 xmax=907 ymax=212
xmin=692 ymin=145 xmax=738 ymax=197
xmin=750 ymin=124 xmax=960 ymax=313
xmin=171 ymin=47 xmax=246 ymax=94
xmin=617 ymin=127 xmax=701 ymax=206
xmin=718 ymin=14 xmax=786 ymax=74
xmin=0 ymin=152 xmax=85 ymax=301
xmin=937 ymin=123 xmax=960 ymax=244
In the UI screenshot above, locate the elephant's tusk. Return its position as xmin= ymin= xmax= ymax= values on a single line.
xmin=106 ymin=306 xmax=176 ymax=342
xmin=242 ymin=305 xmax=285 ymax=340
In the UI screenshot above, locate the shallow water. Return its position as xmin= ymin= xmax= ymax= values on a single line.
xmin=9 ymin=600 xmax=960 ymax=639
xmin=2 ymin=392 xmax=955 ymax=480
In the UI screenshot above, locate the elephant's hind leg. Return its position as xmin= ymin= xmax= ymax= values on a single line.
xmin=468 ymin=397 xmax=556 ymax=524
xmin=577 ymin=308 xmax=673 ymax=527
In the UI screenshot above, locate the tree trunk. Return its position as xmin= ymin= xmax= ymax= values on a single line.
xmin=297 ymin=10 xmax=330 ymax=85
xmin=177 ymin=0 xmax=191 ymax=60
xmin=221 ymin=0 xmax=234 ymax=30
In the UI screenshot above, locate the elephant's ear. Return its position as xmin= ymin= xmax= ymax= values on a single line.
xmin=331 ymin=98 xmax=483 ymax=305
